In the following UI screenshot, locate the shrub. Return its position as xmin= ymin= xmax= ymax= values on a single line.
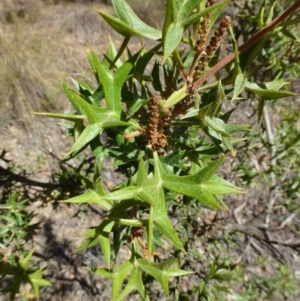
xmin=0 ymin=193 xmax=51 ymax=300
xmin=36 ymin=0 xmax=300 ymax=300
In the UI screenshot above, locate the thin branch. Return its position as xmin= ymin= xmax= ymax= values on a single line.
xmin=0 ymin=166 xmax=81 ymax=189
xmin=262 ymin=105 xmax=278 ymax=228
xmin=216 ymin=223 xmax=300 ymax=251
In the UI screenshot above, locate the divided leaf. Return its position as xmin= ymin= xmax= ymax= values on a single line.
xmin=156 ymin=154 xmax=239 ymax=210
xmin=138 ymin=258 xmax=192 ymax=294
xmin=115 ymin=268 xmax=148 ymax=301
xmin=88 ymin=49 xmax=141 ymax=114
xmin=96 ymin=0 xmax=161 ymax=40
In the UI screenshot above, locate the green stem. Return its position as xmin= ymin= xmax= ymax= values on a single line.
xmin=147 ymin=205 xmax=154 ymax=262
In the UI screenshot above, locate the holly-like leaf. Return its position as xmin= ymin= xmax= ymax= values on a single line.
xmin=245 ymin=81 xmax=296 ymax=100
xmin=156 ymin=154 xmax=229 ymax=210
xmin=136 ymin=156 xmax=185 ymax=254
xmin=95 ymin=0 xmax=161 ymax=40
xmin=28 ymin=268 xmax=51 ymax=299
xmin=138 ymin=258 xmax=192 ymax=294
xmin=112 ymin=261 xmax=134 ymax=300
xmin=61 ymin=83 xmax=130 ymax=125
xmin=78 ymin=220 xmax=115 ymax=268
xmin=18 ymin=249 xmax=34 ymax=270
xmin=3 ymin=251 xmax=51 ymax=301
xmin=88 ymin=49 xmax=141 ymax=114
xmin=61 ymin=84 xmax=134 ymax=158
xmin=63 ymin=190 xmax=113 ymax=210
xmin=115 ymin=268 xmax=149 ymax=301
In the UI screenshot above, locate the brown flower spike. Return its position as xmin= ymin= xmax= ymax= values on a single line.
xmin=188 ymin=0 xmax=216 ymax=81
xmin=197 ymin=15 xmax=231 ymax=73
xmin=146 ymin=92 xmax=167 ymax=151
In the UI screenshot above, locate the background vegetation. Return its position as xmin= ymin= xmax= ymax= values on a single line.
xmin=0 ymin=0 xmax=299 ymax=300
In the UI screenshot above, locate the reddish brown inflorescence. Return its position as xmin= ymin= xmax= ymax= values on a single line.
xmin=145 ymin=92 xmax=168 ymax=151
xmin=196 ymin=15 xmax=231 ymax=74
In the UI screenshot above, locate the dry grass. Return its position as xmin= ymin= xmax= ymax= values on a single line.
xmin=0 ymin=0 xmax=115 ymax=127
xmin=0 ymin=0 xmax=169 ymax=128
xmin=0 ymin=23 xmax=61 ymax=123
